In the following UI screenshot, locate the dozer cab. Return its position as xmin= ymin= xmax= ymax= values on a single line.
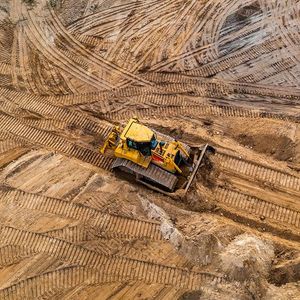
xmin=100 ymin=117 xmax=215 ymax=194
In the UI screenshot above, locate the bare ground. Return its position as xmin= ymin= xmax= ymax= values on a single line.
xmin=0 ymin=0 xmax=299 ymax=299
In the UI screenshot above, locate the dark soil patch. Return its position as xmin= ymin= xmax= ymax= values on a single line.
xmin=148 ymin=124 xmax=206 ymax=145
xmin=269 ymin=260 xmax=300 ymax=286
xmin=237 ymin=134 xmax=295 ymax=162
xmin=179 ymin=290 xmax=203 ymax=300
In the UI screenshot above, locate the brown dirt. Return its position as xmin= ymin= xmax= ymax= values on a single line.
xmin=0 ymin=0 xmax=299 ymax=299
xmin=237 ymin=134 xmax=295 ymax=162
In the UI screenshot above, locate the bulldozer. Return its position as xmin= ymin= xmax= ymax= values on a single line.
xmin=100 ymin=117 xmax=215 ymax=194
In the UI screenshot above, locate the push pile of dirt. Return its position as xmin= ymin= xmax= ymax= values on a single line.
xmin=270 ymin=254 xmax=300 ymax=286
xmin=237 ymin=134 xmax=296 ymax=162
xmin=141 ymin=196 xmax=223 ymax=265
xmin=220 ymin=234 xmax=274 ymax=281
xmin=1 ymin=0 xmax=300 ymax=298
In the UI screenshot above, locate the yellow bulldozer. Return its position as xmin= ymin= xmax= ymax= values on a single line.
xmin=100 ymin=117 xmax=215 ymax=194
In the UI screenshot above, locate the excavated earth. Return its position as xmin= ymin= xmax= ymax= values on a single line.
xmin=0 ymin=0 xmax=299 ymax=299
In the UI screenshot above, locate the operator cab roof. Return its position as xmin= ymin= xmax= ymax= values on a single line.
xmin=121 ymin=118 xmax=154 ymax=142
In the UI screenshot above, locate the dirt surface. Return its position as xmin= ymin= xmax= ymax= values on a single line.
xmin=0 ymin=0 xmax=300 ymax=299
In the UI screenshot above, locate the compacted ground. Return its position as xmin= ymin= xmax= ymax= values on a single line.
xmin=0 ymin=0 xmax=299 ymax=299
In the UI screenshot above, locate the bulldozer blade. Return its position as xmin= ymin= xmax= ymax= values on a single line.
xmin=184 ymin=143 xmax=213 ymax=193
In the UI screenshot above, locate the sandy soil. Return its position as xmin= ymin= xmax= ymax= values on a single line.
xmin=0 ymin=0 xmax=299 ymax=299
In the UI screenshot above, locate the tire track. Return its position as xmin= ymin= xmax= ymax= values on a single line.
xmin=150 ymin=17 xmax=266 ymax=72
xmin=183 ymin=38 xmax=285 ymax=77
xmin=18 ymin=25 xmax=40 ymax=94
xmin=203 ymin=0 xmax=258 ymax=62
xmin=215 ymin=186 xmax=300 ymax=230
xmin=23 ymin=7 xmax=113 ymax=90
xmin=0 ymin=87 xmax=113 ymax=136
xmin=0 ymin=113 xmax=113 ymax=170
xmin=0 ymin=226 xmax=222 ymax=290
xmin=103 ymin=0 xmax=175 ymax=64
xmin=10 ymin=25 xmax=21 ymax=90
xmin=67 ymin=1 xmax=145 ymax=34
xmin=48 ymin=7 xmax=152 ymax=87
xmin=0 ymin=266 xmax=119 ymax=300
xmin=216 ymin=152 xmax=300 ymax=194
xmin=0 ymin=187 xmax=163 ymax=241
xmin=0 ymin=245 xmax=36 ymax=268
xmin=168 ymin=0 xmax=221 ymax=64
xmin=105 ymin=103 xmax=298 ymax=123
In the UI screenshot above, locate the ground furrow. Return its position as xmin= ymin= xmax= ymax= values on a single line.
xmin=105 ymin=103 xmax=297 ymax=123
xmin=0 ymin=226 xmax=222 ymax=290
xmin=216 ymin=152 xmax=300 ymax=194
xmin=0 ymin=266 xmax=119 ymax=300
xmin=0 ymin=187 xmax=162 ymax=240
xmin=0 ymin=87 xmax=113 ymax=136
xmin=215 ymin=186 xmax=300 ymax=230
xmin=0 ymin=113 xmax=113 ymax=170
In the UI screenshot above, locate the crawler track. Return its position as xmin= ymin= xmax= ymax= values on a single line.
xmin=106 ymin=103 xmax=298 ymax=123
xmin=0 ymin=139 xmax=24 ymax=154
xmin=0 ymin=113 xmax=113 ymax=170
xmin=215 ymin=186 xmax=300 ymax=231
xmin=0 ymin=267 xmax=121 ymax=300
xmin=0 ymin=187 xmax=163 ymax=240
xmin=1 ymin=0 xmax=300 ymax=297
xmin=0 ymin=226 xmax=222 ymax=290
xmin=45 ymin=225 xmax=93 ymax=244
xmin=0 ymin=87 xmax=113 ymax=136
xmin=237 ymin=57 xmax=296 ymax=83
xmin=142 ymin=73 xmax=300 ymax=101
xmin=216 ymin=152 xmax=300 ymax=195
xmin=0 ymin=245 xmax=36 ymax=268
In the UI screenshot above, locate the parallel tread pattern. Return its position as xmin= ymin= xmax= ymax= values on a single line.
xmin=0 ymin=113 xmax=114 ymax=170
xmin=0 ymin=87 xmax=113 ymax=136
xmin=0 ymin=188 xmax=163 ymax=240
xmin=215 ymin=187 xmax=300 ymax=229
xmin=105 ymin=103 xmax=297 ymax=123
xmin=0 ymin=226 xmax=222 ymax=291
xmin=216 ymin=152 xmax=300 ymax=193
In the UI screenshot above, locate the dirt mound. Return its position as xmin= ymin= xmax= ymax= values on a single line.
xmin=270 ymin=254 xmax=300 ymax=286
xmin=145 ymin=123 xmax=206 ymax=145
xmin=141 ymin=197 xmax=223 ymax=265
xmin=237 ymin=134 xmax=295 ymax=162
xmin=220 ymin=234 xmax=274 ymax=282
xmin=219 ymin=234 xmax=275 ymax=299
xmin=179 ymin=282 xmax=256 ymax=300
xmin=196 ymin=154 xmax=219 ymax=189
xmin=265 ymin=282 xmax=300 ymax=300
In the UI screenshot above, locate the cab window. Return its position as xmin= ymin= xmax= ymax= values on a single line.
xmin=126 ymin=139 xmax=138 ymax=150
xmin=137 ymin=142 xmax=151 ymax=156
